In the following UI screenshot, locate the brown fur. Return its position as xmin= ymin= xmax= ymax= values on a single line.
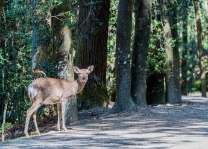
xmin=24 ymin=65 xmax=94 ymax=137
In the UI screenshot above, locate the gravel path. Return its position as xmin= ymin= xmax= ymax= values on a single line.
xmin=0 ymin=95 xmax=208 ymax=149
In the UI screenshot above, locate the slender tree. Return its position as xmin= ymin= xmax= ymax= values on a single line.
xmin=75 ymin=0 xmax=110 ymax=109
xmin=0 ymin=0 xmax=3 ymax=21
xmin=161 ymin=0 xmax=181 ymax=103
xmin=131 ymin=0 xmax=152 ymax=105
xmin=181 ymin=0 xmax=189 ymax=95
xmin=194 ymin=1 xmax=206 ymax=97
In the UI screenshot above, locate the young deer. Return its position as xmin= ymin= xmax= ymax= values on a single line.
xmin=24 ymin=65 xmax=94 ymax=137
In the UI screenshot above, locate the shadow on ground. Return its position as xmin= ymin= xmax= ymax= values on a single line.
xmin=0 ymin=95 xmax=208 ymax=149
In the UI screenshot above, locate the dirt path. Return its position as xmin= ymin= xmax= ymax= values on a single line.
xmin=1 ymin=96 xmax=208 ymax=149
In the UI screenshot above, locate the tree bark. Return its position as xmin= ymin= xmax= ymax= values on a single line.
xmin=31 ymin=0 xmax=53 ymax=77
xmin=131 ymin=0 xmax=152 ymax=105
xmin=194 ymin=1 xmax=206 ymax=97
xmin=111 ymin=0 xmax=134 ymax=112
xmin=75 ymin=0 xmax=110 ymax=110
xmin=161 ymin=0 xmax=181 ymax=103
xmin=181 ymin=4 xmax=188 ymax=95
xmin=0 ymin=0 xmax=4 ymax=23
xmin=52 ymin=1 xmax=78 ymax=125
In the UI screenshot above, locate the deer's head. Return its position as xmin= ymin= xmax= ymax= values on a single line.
xmin=73 ymin=65 xmax=94 ymax=83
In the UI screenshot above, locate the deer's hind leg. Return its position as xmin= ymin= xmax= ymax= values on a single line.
xmin=24 ymin=101 xmax=42 ymax=137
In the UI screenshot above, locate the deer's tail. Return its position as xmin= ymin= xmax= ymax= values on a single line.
xmin=28 ymin=85 xmax=38 ymax=101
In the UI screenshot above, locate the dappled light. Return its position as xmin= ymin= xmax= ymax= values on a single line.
xmin=1 ymin=96 xmax=208 ymax=148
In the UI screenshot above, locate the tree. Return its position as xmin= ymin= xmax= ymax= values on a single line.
xmin=194 ymin=1 xmax=206 ymax=97
xmin=51 ymin=1 xmax=78 ymax=124
xmin=111 ymin=0 xmax=134 ymax=112
xmin=0 ymin=0 xmax=3 ymax=21
xmin=131 ymin=0 xmax=152 ymax=105
xmin=75 ymin=0 xmax=110 ymax=110
xmin=181 ymin=0 xmax=189 ymax=95
xmin=161 ymin=0 xmax=181 ymax=103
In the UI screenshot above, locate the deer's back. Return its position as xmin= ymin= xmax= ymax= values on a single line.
xmin=29 ymin=78 xmax=77 ymax=101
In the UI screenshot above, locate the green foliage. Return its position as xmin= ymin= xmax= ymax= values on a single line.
xmin=147 ymin=20 xmax=166 ymax=74
xmin=0 ymin=0 xmax=78 ymax=124
xmin=0 ymin=1 xmax=33 ymax=124
xmin=0 ymin=48 xmax=5 ymax=64
xmin=0 ymin=122 xmax=12 ymax=133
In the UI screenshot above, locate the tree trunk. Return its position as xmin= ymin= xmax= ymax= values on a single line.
xmin=75 ymin=0 xmax=110 ymax=110
xmin=194 ymin=1 xmax=206 ymax=97
xmin=161 ymin=0 xmax=181 ymax=103
xmin=52 ymin=1 xmax=78 ymax=125
xmin=0 ymin=0 xmax=4 ymax=126
xmin=31 ymin=0 xmax=47 ymax=71
xmin=170 ymin=0 xmax=181 ymax=102
xmin=131 ymin=0 xmax=152 ymax=106
xmin=0 ymin=0 xmax=4 ymax=23
xmin=110 ymin=0 xmax=134 ymax=112
xmin=1 ymin=99 xmax=8 ymax=142
xmin=1 ymin=29 xmax=8 ymax=142
xmin=181 ymin=6 xmax=188 ymax=95
xmin=31 ymin=0 xmax=54 ymax=79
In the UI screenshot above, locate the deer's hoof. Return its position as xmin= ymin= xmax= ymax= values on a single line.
xmin=57 ymin=126 xmax=61 ymax=131
xmin=36 ymin=131 xmax=40 ymax=135
xmin=62 ymin=127 xmax=67 ymax=131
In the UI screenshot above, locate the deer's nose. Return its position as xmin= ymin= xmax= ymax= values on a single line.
xmin=82 ymin=76 xmax=86 ymax=80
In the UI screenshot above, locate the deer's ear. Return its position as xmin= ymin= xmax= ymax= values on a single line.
xmin=87 ymin=65 xmax=94 ymax=73
xmin=73 ymin=66 xmax=80 ymax=73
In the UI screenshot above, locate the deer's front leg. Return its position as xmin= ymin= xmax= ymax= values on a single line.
xmin=61 ymin=101 xmax=67 ymax=131
xmin=57 ymin=103 xmax=61 ymax=131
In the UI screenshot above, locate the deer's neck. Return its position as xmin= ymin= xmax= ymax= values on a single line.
xmin=76 ymin=80 xmax=87 ymax=94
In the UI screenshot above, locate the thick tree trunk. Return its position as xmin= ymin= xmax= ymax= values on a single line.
xmin=131 ymin=0 xmax=152 ymax=105
xmin=194 ymin=1 xmax=206 ymax=97
xmin=110 ymin=0 xmax=134 ymax=112
xmin=52 ymin=2 xmax=78 ymax=125
xmin=161 ymin=0 xmax=181 ymax=103
xmin=75 ymin=0 xmax=110 ymax=110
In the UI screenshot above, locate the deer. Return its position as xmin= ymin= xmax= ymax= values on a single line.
xmin=24 ymin=65 xmax=94 ymax=137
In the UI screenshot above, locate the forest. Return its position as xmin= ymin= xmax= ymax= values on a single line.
xmin=0 ymin=0 xmax=208 ymax=141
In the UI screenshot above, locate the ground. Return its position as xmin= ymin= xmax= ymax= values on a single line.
xmin=0 ymin=95 xmax=208 ymax=148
